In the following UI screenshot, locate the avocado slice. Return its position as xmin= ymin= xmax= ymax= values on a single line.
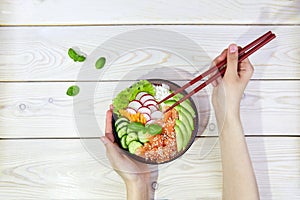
xmin=163 ymin=99 xmax=176 ymax=107
xmin=180 ymin=100 xmax=195 ymax=117
xmin=176 ymin=119 xmax=189 ymax=149
xmin=178 ymin=107 xmax=194 ymax=130
xmin=173 ymin=93 xmax=192 ymax=105
xmin=178 ymin=110 xmax=192 ymax=142
xmin=174 ymin=125 xmax=184 ymax=152
xmin=164 ymin=99 xmax=195 ymax=119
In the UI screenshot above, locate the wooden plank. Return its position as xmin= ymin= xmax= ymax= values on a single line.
xmin=0 ymin=26 xmax=299 ymax=81
xmin=0 ymin=81 xmax=299 ymax=138
xmin=0 ymin=137 xmax=299 ymax=199
xmin=0 ymin=0 xmax=299 ymax=25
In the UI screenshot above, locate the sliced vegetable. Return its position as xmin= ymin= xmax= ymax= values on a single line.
xmin=95 ymin=57 xmax=106 ymax=69
xmin=135 ymin=92 xmax=148 ymax=100
xmin=137 ymin=107 xmax=151 ymax=116
xmin=137 ymin=131 xmax=149 ymax=143
xmin=66 ymin=85 xmax=80 ymax=96
xmin=68 ymin=48 xmax=86 ymax=62
xmin=128 ymin=100 xmax=143 ymax=111
xmin=139 ymin=94 xmax=155 ymax=104
xmin=115 ymin=118 xmax=129 ymax=127
xmin=113 ymin=80 xmax=155 ymax=115
xmin=118 ymin=126 xmax=127 ymax=138
xmin=116 ymin=121 xmax=129 ymax=132
xmin=126 ymin=132 xmax=138 ymax=145
xmin=119 ymin=110 xmax=147 ymax=124
xmin=121 ymin=135 xmax=128 ymax=149
xmin=128 ymin=141 xmax=143 ymax=154
xmin=174 ymin=125 xmax=183 ymax=151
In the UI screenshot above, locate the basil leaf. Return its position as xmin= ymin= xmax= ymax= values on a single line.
xmin=147 ymin=124 xmax=162 ymax=135
xmin=77 ymin=55 xmax=86 ymax=62
xmin=68 ymin=48 xmax=77 ymax=60
xmin=95 ymin=57 xmax=106 ymax=69
xmin=66 ymin=85 xmax=80 ymax=96
xmin=68 ymin=48 xmax=86 ymax=62
xmin=128 ymin=122 xmax=145 ymax=132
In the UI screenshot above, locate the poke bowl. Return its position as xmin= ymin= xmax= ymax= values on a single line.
xmin=112 ymin=79 xmax=199 ymax=164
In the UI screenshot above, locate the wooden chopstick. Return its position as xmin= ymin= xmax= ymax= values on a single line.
xmin=162 ymin=32 xmax=276 ymax=113
xmin=158 ymin=31 xmax=273 ymax=105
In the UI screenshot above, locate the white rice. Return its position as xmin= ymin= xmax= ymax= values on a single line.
xmin=154 ymin=83 xmax=171 ymax=102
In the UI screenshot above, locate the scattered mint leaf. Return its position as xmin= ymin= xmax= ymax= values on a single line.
xmin=95 ymin=57 xmax=106 ymax=69
xmin=66 ymin=85 xmax=80 ymax=96
xmin=68 ymin=48 xmax=86 ymax=62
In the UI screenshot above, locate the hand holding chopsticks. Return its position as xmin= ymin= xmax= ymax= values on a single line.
xmin=160 ymin=31 xmax=276 ymax=113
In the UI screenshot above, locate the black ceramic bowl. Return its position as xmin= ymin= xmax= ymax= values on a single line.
xmin=112 ymin=79 xmax=200 ymax=164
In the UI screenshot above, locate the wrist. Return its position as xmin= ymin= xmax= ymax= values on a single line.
xmin=125 ymin=177 xmax=151 ymax=200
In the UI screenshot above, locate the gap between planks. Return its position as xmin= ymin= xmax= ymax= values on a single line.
xmin=1 ymin=24 xmax=300 ymax=27
xmin=1 ymin=79 xmax=300 ymax=83
xmin=0 ymin=135 xmax=299 ymax=140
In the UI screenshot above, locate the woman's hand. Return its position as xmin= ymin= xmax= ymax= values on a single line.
xmin=101 ymin=105 xmax=158 ymax=200
xmin=211 ymin=44 xmax=259 ymax=199
xmin=212 ymin=44 xmax=254 ymax=126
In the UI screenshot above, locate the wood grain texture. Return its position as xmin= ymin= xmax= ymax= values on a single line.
xmin=0 ymin=137 xmax=299 ymax=199
xmin=0 ymin=81 xmax=299 ymax=138
xmin=0 ymin=26 xmax=299 ymax=81
xmin=0 ymin=0 xmax=299 ymax=25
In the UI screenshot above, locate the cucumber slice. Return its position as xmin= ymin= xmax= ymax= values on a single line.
xmin=138 ymin=131 xmax=149 ymax=143
xmin=121 ymin=135 xmax=128 ymax=149
xmin=115 ymin=118 xmax=129 ymax=127
xmin=126 ymin=132 xmax=138 ymax=146
xmin=128 ymin=141 xmax=143 ymax=154
xmin=116 ymin=121 xmax=129 ymax=132
xmin=118 ymin=126 xmax=127 ymax=138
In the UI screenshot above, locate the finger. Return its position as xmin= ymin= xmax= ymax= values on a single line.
xmin=225 ymin=44 xmax=239 ymax=79
xmin=211 ymin=49 xmax=227 ymax=87
xmin=239 ymin=58 xmax=254 ymax=82
xmin=105 ymin=108 xmax=115 ymax=142
xmin=101 ymin=136 xmax=124 ymax=161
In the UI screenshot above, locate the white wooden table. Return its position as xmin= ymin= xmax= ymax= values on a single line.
xmin=0 ymin=1 xmax=299 ymax=199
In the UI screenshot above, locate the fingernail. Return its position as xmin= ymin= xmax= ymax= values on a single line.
xmin=100 ymin=136 xmax=108 ymax=145
xmin=110 ymin=104 xmax=114 ymax=110
xmin=229 ymin=44 xmax=238 ymax=53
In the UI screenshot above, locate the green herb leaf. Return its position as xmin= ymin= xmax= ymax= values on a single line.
xmin=77 ymin=55 xmax=86 ymax=62
xmin=147 ymin=124 xmax=162 ymax=135
xmin=95 ymin=57 xmax=106 ymax=69
xmin=68 ymin=48 xmax=86 ymax=62
xmin=128 ymin=122 xmax=145 ymax=132
xmin=66 ymin=85 xmax=80 ymax=96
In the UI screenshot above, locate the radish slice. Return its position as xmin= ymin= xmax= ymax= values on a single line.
xmin=142 ymin=113 xmax=151 ymax=121
xmin=146 ymin=120 xmax=155 ymax=125
xmin=140 ymin=94 xmax=155 ymax=104
xmin=137 ymin=107 xmax=151 ymax=116
xmin=147 ymin=104 xmax=159 ymax=112
xmin=143 ymin=99 xmax=158 ymax=107
xmin=128 ymin=100 xmax=143 ymax=111
xmin=135 ymin=92 xmax=148 ymax=100
xmin=151 ymin=111 xmax=163 ymax=119
xmin=126 ymin=107 xmax=137 ymax=114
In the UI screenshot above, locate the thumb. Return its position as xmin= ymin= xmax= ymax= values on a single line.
xmin=101 ymin=136 xmax=124 ymax=161
xmin=224 ymin=44 xmax=239 ymax=79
